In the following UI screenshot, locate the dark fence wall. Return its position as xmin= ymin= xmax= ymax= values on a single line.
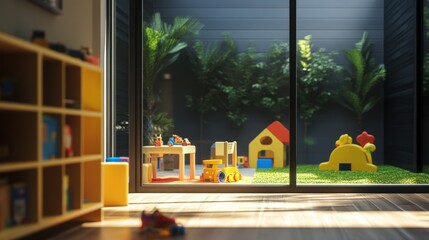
xmin=384 ymin=0 xmax=419 ymax=172
xmin=115 ymin=0 xmax=130 ymax=156
xmin=150 ymin=0 xmax=385 ymax=164
xmin=423 ymin=0 xmax=429 ymax=174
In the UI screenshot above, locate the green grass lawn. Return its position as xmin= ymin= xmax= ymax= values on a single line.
xmin=252 ymin=164 xmax=429 ymax=184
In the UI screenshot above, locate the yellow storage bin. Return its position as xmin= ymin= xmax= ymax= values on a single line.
xmin=102 ymin=162 xmax=128 ymax=206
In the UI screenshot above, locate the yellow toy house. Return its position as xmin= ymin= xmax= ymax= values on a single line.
xmin=248 ymin=121 xmax=290 ymax=168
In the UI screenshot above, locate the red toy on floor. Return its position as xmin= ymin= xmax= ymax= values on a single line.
xmin=140 ymin=209 xmax=185 ymax=237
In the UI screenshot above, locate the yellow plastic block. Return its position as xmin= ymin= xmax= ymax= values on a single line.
xmin=142 ymin=163 xmax=153 ymax=184
xmin=102 ymin=162 xmax=129 ymax=206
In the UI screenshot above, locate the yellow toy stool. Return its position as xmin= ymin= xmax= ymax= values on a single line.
xmin=102 ymin=162 xmax=129 ymax=206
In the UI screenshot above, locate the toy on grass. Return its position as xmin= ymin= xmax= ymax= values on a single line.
xmin=319 ymin=131 xmax=377 ymax=172
xmin=210 ymin=141 xmax=237 ymax=167
xmin=167 ymin=134 xmax=191 ymax=146
xmin=153 ymin=134 xmax=163 ymax=146
xmin=200 ymin=159 xmax=241 ymax=183
xmin=248 ymin=121 xmax=290 ymax=168
xmin=141 ymin=209 xmax=185 ymax=237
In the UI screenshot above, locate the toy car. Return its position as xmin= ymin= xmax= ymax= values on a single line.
xmin=167 ymin=134 xmax=191 ymax=146
xmin=141 ymin=209 xmax=185 ymax=237
xmin=200 ymin=159 xmax=241 ymax=183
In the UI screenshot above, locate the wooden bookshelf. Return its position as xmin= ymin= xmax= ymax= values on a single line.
xmin=0 ymin=32 xmax=103 ymax=240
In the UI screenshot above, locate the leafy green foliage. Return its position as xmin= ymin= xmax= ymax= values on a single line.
xmin=252 ymin=165 xmax=429 ymax=184
xmin=142 ymin=13 xmax=203 ymax=145
xmin=335 ymin=32 xmax=385 ymax=129
xmin=297 ymin=35 xmax=342 ymax=124
xmin=425 ymin=0 xmax=429 ymax=38
xmin=251 ymin=42 xmax=290 ymax=119
xmin=217 ymin=40 xmax=265 ymax=126
xmin=152 ymin=112 xmax=174 ymax=140
xmin=143 ymin=13 xmax=203 ymax=97
xmin=186 ymin=37 xmax=234 ymax=115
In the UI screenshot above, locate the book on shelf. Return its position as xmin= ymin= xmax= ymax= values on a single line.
xmin=43 ymin=115 xmax=59 ymax=160
xmin=11 ymin=182 xmax=27 ymax=226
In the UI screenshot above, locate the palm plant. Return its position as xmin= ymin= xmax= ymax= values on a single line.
xmin=336 ymin=32 xmax=385 ymax=130
xmin=143 ymin=13 xmax=203 ymax=145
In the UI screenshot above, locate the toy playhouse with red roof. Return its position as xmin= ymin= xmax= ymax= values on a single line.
xmin=248 ymin=121 xmax=290 ymax=168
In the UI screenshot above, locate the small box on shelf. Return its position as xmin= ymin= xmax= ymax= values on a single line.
xmin=43 ymin=115 xmax=60 ymax=160
xmin=11 ymin=182 xmax=27 ymax=226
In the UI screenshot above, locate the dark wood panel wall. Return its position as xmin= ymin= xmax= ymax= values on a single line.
xmin=154 ymin=0 xmax=384 ymax=61
xmin=384 ymin=0 xmax=419 ymax=172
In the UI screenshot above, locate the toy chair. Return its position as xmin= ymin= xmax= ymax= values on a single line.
xmin=211 ymin=141 xmax=237 ymax=167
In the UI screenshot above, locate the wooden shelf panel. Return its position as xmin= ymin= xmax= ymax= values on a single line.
xmin=0 ymin=202 xmax=102 ymax=240
xmin=0 ymin=32 xmax=101 ymax=71
xmin=0 ymin=102 xmax=38 ymax=112
xmin=82 ymin=117 xmax=102 ymax=155
xmin=42 ymin=106 xmax=102 ymax=117
xmin=40 ymin=155 xmax=103 ymax=167
xmin=0 ymin=161 xmax=38 ymax=173
xmin=82 ymin=68 xmax=102 ymax=112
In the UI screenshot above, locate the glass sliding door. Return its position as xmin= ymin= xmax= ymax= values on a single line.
xmin=140 ymin=0 xmax=291 ymax=186
xmin=296 ymin=0 xmax=429 ymax=185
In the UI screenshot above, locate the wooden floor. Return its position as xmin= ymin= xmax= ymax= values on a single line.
xmin=49 ymin=193 xmax=429 ymax=240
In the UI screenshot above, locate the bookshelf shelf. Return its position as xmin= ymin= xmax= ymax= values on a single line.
xmin=0 ymin=32 xmax=103 ymax=240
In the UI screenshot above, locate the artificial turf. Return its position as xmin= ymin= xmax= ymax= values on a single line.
xmin=251 ymin=164 xmax=429 ymax=184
